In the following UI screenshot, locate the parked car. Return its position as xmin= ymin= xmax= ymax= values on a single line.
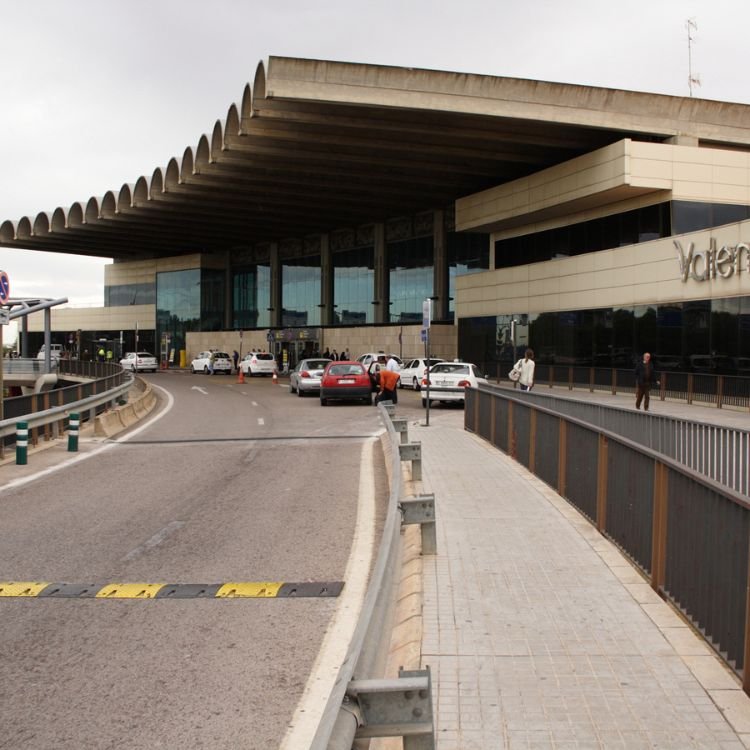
xmin=190 ymin=351 xmax=232 ymax=375
xmin=289 ymin=358 xmax=329 ymax=396
xmin=240 ymin=351 xmax=277 ymax=377
xmin=356 ymin=352 xmax=403 ymax=368
xmin=120 ymin=351 xmax=158 ymax=372
xmin=320 ymin=361 xmax=373 ymax=405
xmin=421 ymin=361 xmax=488 ymax=407
xmin=37 ymin=344 xmax=63 ymax=360
xmin=399 ymin=357 xmax=445 ymax=390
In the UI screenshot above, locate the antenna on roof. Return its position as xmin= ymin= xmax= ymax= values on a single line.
xmin=686 ymin=18 xmax=701 ymax=97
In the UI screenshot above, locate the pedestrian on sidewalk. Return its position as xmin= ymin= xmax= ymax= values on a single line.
xmin=517 ymin=348 xmax=535 ymax=391
xmin=635 ymin=352 xmax=659 ymax=410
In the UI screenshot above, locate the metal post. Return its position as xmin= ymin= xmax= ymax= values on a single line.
xmin=67 ymin=412 xmax=80 ymax=452
xmin=16 ymin=421 xmax=28 ymax=465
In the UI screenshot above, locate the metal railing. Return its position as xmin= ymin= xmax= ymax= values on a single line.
xmin=486 ymin=363 xmax=750 ymax=410
xmin=489 ymin=385 xmax=750 ymax=495
xmin=466 ymin=386 xmax=750 ymax=692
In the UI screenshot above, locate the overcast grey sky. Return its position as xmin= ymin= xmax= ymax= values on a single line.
xmin=0 ymin=0 xmax=746 ymax=307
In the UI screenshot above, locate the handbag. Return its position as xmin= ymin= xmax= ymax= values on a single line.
xmin=508 ymin=364 xmax=521 ymax=382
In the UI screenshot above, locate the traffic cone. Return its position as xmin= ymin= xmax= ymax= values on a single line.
xmin=272 ymin=370 xmax=278 ymax=384
xmin=237 ymin=368 xmax=245 ymax=384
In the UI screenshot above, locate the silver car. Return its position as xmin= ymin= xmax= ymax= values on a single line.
xmin=120 ymin=351 xmax=158 ymax=373
xmin=289 ymin=358 xmax=330 ymax=396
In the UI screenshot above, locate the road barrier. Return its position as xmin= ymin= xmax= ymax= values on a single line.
xmin=67 ymin=413 xmax=80 ymax=452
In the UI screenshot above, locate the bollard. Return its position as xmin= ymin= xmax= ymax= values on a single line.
xmin=67 ymin=412 xmax=80 ymax=452
xmin=16 ymin=421 xmax=28 ymax=465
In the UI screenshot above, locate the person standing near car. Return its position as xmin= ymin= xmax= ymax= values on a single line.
xmin=517 ymin=348 xmax=535 ymax=391
xmin=233 ymin=350 xmax=239 ymax=372
xmin=375 ymin=366 xmax=400 ymax=405
xmin=635 ymin=352 xmax=659 ymax=411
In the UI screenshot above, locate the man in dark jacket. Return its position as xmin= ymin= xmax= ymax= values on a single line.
xmin=635 ymin=352 xmax=659 ymax=411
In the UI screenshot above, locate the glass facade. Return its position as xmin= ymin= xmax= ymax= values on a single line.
xmin=282 ymin=255 xmax=321 ymax=327
xmin=388 ymin=236 xmax=433 ymax=323
xmin=494 ymin=201 xmax=750 ymax=270
xmin=104 ymin=282 xmax=155 ymax=307
xmin=333 ymin=246 xmax=373 ymax=325
xmin=459 ymin=296 xmax=750 ymax=376
xmin=156 ymin=268 xmax=224 ymax=356
xmin=233 ymin=265 xmax=270 ymax=329
xmin=447 ymin=231 xmax=489 ymax=319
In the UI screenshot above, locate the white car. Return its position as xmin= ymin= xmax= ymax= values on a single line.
xmin=37 ymin=344 xmax=63 ymax=360
xmin=191 ymin=350 xmax=233 ymax=375
xmin=240 ymin=351 xmax=277 ymax=377
xmin=421 ymin=361 xmax=488 ymax=407
xmin=120 ymin=351 xmax=158 ymax=372
xmin=399 ymin=357 xmax=445 ymax=391
xmin=357 ymin=352 xmax=403 ymax=368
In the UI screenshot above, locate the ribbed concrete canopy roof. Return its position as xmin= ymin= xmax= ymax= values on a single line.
xmin=3 ymin=56 xmax=750 ymax=260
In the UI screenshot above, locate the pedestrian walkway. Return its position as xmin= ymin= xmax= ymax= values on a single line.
xmin=410 ymin=399 xmax=750 ymax=749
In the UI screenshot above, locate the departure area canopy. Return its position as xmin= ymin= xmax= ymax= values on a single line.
xmin=2 ymin=56 xmax=750 ymax=261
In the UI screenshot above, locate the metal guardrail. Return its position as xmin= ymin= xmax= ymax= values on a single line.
xmin=466 ymin=386 xmax=750 ymax=693
xmin=311 ymin=403 xmax=434 ymax=749
xmin=0 ymin=372 xmax=133 ymax=447
xmin=489 ymin=385 xmax=750 ymax=495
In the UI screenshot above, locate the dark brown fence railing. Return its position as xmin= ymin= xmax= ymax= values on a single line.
xmin=487 ymin=363 xmax=750 ymax=410
xmin=466 ymin=386 xmax=750 ymax=692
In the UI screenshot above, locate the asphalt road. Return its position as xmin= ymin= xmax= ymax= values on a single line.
xmin=0 ymin=371 xmax=416 ymax=750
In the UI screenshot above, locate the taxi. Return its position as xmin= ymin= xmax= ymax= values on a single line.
xmin=421 ymin=360 xmax=488 ymax=407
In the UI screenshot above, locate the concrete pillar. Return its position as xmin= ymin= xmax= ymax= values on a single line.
xmin=320 ymin=234 xmax=334 ymax=325
xmin=373 ymin=223 xmax=387 ymax=324
xmin=224 ymin=253 xmax=232 ymax=330
xmin=269 ymin=243 xmax=281 ymax=328
xmin=433 ymin=209 xmax=448 ymax=321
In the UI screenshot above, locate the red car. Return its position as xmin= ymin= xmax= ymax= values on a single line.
xmin=320 ymin=361 xmax=373 ymax=406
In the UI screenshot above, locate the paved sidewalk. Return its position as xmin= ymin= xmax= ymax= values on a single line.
xmin=411 ymin=407 xmax=750 ymax=750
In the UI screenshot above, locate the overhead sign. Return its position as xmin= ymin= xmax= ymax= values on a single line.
xmin=0 ymin=270 xmax=9 ymax=304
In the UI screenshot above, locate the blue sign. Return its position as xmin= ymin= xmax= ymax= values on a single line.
xmin=420 ymin=328 xmax=427 ymax=343
xmin=0 ymin=270 xmax=9 ymax=304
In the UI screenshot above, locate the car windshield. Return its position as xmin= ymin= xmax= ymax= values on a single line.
xmin=303 ymin=360 xmax=329 ymax=370
xmin=329 ymin=364 xmax=363 ymax=376
xmin=432 ymin=364 xmax=470 ymax=375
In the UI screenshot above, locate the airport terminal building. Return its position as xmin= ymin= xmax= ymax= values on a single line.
xmin=4 ymin=56 xmax=750 ymax=374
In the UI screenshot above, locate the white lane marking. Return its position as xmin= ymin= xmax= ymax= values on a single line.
xmin=0 ymin=383 xmax=175 ymax=492
xmin=279 ymin=437 xmax=377 ymax=750
xmin=122 ymin=520 xmax=185 ymax=562
xmin=251 ymin=401 xmax=258 ymax=407
xmin=257 ymin=418 xmax=265 ymax=426
xmin=191 ymin=386 xmax=208 ymax=395
xmin=241 ymin=391 xmax=248 ymax=395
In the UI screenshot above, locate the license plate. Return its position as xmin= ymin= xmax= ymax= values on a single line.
xmin=339 ymin=379 xmax=355 ymax=384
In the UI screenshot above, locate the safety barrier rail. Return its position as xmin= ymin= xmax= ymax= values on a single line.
xmin=486 ymin=363 xmax=750 ymax=410
xmin=0 ymin=371 xmax=133 ymax=454
xmin=312 ymin=402 xmax=435 ymax=749
xmin=489 ymin=385 xmax=750 ymax=495
xmin=466 ymin=386 xmax=750 ymax=693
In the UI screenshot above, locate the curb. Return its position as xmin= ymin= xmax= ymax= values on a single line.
xmin=95 ymin=377 xmax=156 ymax=438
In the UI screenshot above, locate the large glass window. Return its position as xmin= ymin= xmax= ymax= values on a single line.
xmin=447 ymin=232 xmax=489 ymax=319
xmin=388 ymin=237 xmax=433 ymax=323
xmin=105 ymin=282 xmax=155 ymax=307
xmin=156 ymin=268 xmax=201 ymax=356
xmin=282 ymin=255 xmax=321 ymax=327
xmin=233 ymin=265 xmax=270 ymax=329
xmin=334 ymin=246 xmax=373 ymax=325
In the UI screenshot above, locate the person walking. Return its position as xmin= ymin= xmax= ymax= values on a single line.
xmin=517 ymin=348 xmax=535 ymax=392
xmin=233 ymin=350 xmax=239 ymax=372
xmin=635 ymin=352 xmax=659 ymax=411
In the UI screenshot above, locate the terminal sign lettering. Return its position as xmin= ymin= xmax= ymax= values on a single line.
xmin=675 ymin=239 xmax=750 ymax=282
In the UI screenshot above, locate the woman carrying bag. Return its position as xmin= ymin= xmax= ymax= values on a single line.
xmin=513 ymin=348 xmax=535 ymax=391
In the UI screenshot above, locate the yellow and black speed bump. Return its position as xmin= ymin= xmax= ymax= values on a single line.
xmin=0 ymin=581 xmax=344 ymax=599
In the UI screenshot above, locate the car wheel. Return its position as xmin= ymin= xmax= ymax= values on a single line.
xmin=422 ymin=398 xmax=428 ymax=407
xmin=320 ymin=397 xmax=327 ymax=406
xmin=204 ymin=366 xmax=210 ymax=374
xmin=413 ymin=377 xmax=420 ymax=391
xmin=297 ymin=386 xmax=304 ymax=397
xmin=191 ymin=366 xmax=196 ymax=374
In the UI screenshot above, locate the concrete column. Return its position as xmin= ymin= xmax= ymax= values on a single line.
xmin=433 ymin=209 xmax=448 ymax=321
xmin=320 ymin=234 xmax=333 ymax=325
xmin=373 ymin=223 xmax=387 ymax=324
xmin=269 ymin=243 xmax=281 ymax=328
xmin=224 ymin=253 xmax=232 ymax=330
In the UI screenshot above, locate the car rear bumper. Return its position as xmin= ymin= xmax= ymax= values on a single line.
xmin=424 ymin=387 xmax=466 ymax=400
xmin=320 ymin=386 xmax=372 ymax=400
